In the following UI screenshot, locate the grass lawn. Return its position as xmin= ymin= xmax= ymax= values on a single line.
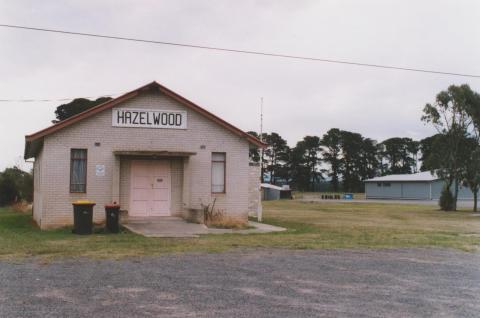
xmin=0 ymin=201 xmax=479 ymax=260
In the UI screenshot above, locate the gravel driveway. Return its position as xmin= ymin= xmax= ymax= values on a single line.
xmin=1 ymin=249 xmax=479 ymax=317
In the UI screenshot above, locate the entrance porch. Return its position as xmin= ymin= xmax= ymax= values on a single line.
xmin=112 ymin=150 xmax=196 ymax=220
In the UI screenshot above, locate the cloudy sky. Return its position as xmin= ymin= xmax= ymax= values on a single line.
xmin=1 ymin=0 xmax=479 ymax=170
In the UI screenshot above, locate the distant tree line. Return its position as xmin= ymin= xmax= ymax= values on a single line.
xmin=248 ymin=130 xmax=427 ymax=193
xmin=249 ymin=84 xmax=480 ymax=212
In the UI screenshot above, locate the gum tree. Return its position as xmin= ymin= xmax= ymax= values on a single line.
xmin=462 ymin=87 xmax=480 ymax=211
xmin=421 ymin=84 xmax=474 ymax=210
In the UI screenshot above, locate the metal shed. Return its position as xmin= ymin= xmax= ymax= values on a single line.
xmin=261 ymin=183 xmax=283 ymax=201
xmin=364 ymin=171 xmax=477 ymax=200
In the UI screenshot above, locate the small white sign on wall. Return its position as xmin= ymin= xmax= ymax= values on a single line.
xmin=112 ymin=108 xmax=187 ymax=129
xmin=96 ymin=165 xmax=105 ymax=177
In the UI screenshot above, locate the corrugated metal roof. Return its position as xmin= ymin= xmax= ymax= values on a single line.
xmin=261 ymin=183 xmax=284 ymax=190
xmin=364 ymin=171 xmax=439 ymax=182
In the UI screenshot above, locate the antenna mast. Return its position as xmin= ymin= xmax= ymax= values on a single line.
xmin=260 ymin=97 xmax=263 ymax=141
xmin=258 ymin=97 xmax=264 ymax=222
xmin=260 ymin=97 xmax=264 ymax=184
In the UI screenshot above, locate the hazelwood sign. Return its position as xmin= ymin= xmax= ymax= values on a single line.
xmin=112 ymin=108 xmax=187 ymax=129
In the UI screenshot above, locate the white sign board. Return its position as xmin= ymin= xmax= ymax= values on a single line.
xmin=112 ymin=108 xmax=187 ymax=129
xmin=95 ymin=165 xmax=105 ymax=176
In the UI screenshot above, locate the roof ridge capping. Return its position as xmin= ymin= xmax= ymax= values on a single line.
xmin=24 ymin=81 xmax=266 ymax=158
xmin=364 ymin=171 xmax=439 ymax=182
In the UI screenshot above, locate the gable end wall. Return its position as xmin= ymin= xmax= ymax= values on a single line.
xmin=37 ymin=91 xmax=251 ymax=228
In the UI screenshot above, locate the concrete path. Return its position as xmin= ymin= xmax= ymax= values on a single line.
xmin=1 ymin=248 xmax=479 ymax=317
xmin=207 ymin=221 xmax=286 ymax=234
xmin=122 ymin=217 xmax=286 ymax=238
xmin=123 ymin=217 xmax=208 ymax=238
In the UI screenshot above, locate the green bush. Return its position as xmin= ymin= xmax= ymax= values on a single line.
xmin=0 ymin=173 xmax=19 ymax=206
xmin=439 ymin=187 xmax=455 ymax=211
xmin=0 ymin=167 xmax=33 ymax=206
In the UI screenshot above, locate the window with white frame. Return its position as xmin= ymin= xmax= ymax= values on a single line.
xmin=211 ymin=152 xmax=226 ymax=193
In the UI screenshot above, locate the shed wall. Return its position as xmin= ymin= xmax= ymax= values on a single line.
xmin=366 ymin=179 xmax=478 ymax=200
xmin=366 ymin=181 xmax=430 ymax=199
xmin=431 ymin=181 xmax=444 ymax=200
xmin=262 ymin=188 xmax=281 ymax=200
xmin=365 ymin=182 xmax=402 ymax=199
xmin=431 ymin=180 xmax=478 ymax=200
xmin=400 ymin=182 xmax=430 ymax=199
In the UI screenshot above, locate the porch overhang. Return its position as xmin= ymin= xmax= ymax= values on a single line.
xmin=113 ymin=150 xmax=196 ymax=159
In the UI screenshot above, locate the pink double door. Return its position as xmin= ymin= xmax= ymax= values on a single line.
xmin=130 ymin=160 xmax=171 ymax=217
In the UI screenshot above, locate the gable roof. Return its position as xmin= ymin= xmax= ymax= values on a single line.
xmin=24 ymin=81 xmax=266 ymax=158
xmin=364 ymin=171 xmax=439 ymax=182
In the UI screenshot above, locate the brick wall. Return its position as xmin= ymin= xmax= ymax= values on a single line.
xmin=248 ymin=163 xmax=261 ymax=218
xmin=35 ymin=90 xmax=252 ymax=228
xmin=32 ymin=148 xmax=44 ymax=226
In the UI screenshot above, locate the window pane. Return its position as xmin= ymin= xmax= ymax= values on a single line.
xmin=71 ymin=149 xmax=87 ymax=160
xmin=212 ymin=153 xmax=225 ymax=162
xmin=212 ymin=161 xmax=225 ymax=193
xmin=71 ymin=149 xmax=87 ymax=192
xmin=72 ymin=160 xmax=86 ymax=182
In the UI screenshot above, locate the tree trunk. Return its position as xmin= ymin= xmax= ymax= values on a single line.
xmin=453 ymin=179 xmax=459 ymax=211
xmin=474 ymin=190 xmax=478 ymax=212
xmin=310 ymin=165 xmax=315 ymax=192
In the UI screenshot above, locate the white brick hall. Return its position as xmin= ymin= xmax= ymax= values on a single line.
xmin=24 ymin=81 xmax=265 ymax=229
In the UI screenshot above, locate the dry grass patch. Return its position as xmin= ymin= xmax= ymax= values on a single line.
xmin=203 ymin=202 xmax=250 ymax=229
xmin=206 ymin=215 xmax=250 ymax=229
xmin=11 ymin=201 xmax=31 ymax=213
xmin=264 ymin=201 xmax=480 ymax=233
